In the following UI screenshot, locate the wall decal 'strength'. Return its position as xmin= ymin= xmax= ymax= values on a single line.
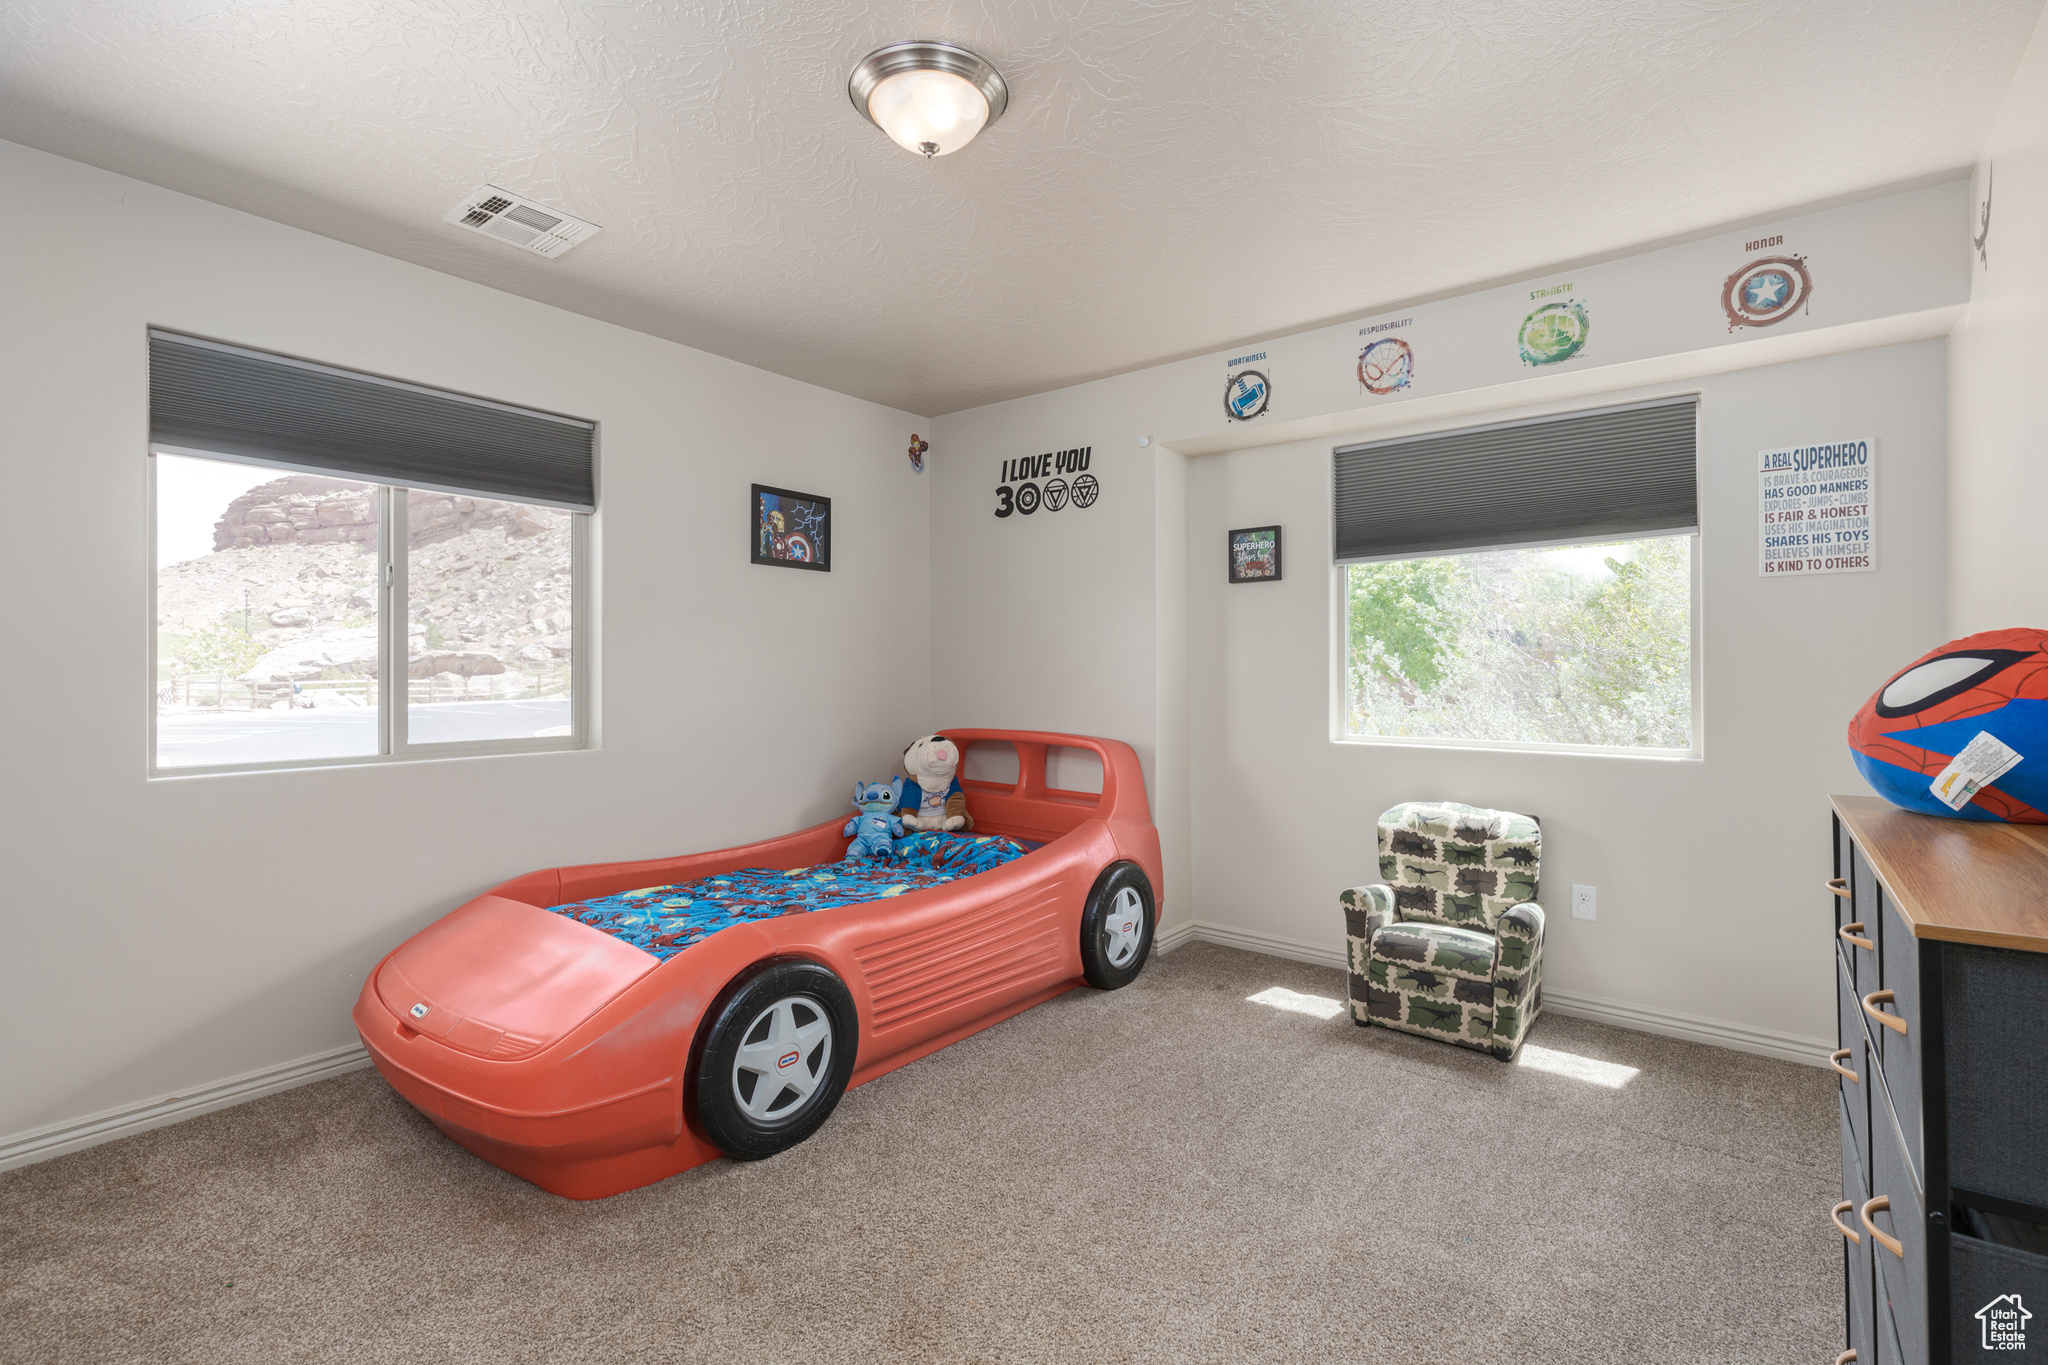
xmin=1518 ymin=300 xmax=1590 ymax=366
xmin=1722 ymin=253 xmax=1812 ymax=330
xmin=995 ymin=448 xmax=1094 ymax=518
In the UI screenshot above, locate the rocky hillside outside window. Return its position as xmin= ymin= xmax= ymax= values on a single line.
xmin=152 ymin=451 xmax=584 ymax=773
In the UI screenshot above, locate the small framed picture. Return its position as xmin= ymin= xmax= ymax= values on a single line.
xmin=752 ymin=484 xmax=831 ymax=572
xmin=1228 ymin=525 xmax=1282 ymax=583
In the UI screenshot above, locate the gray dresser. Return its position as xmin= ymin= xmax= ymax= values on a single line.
xmin=1832 ymin=795 xmax=2048 ymax=1364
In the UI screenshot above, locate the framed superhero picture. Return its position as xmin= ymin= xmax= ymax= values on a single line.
xmin=751 ymin=484 xmax=831 ymax=572
xmin=1228 ymin=525 xmax=1282 ymax=583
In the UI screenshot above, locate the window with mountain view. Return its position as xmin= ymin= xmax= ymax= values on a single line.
xmin=153 ymin=452 xmax=579 ymax=771
xmin=1343 ymin=535 xmax=1694 ymax=752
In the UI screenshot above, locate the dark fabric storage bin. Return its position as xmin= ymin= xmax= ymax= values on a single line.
xmin=1950 ymin=1231 xmax=2048 ymax=1359
xmin=1945 ymin=942 xmax=2048 ymax=1211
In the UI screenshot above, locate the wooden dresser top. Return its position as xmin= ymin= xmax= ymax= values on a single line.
xmin=1834 ymin=794 xmax=2048 ymax=954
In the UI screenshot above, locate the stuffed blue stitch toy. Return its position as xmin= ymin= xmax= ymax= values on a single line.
xmin=842 ymin=779 xmax=906 ymax=861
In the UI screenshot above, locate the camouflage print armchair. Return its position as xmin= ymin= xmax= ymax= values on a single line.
xmin=1339 ymin=801 xmax=1544 ymax=1062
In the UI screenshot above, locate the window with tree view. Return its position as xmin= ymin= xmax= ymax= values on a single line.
xmin=1344 ymin=535 xmax=1694 ymax=751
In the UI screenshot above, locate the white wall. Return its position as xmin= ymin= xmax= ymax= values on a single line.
xmin=0 ymin=140 xmax=932 ymax=1144
xmin=931 ymin=182 xmax=1967 ymax=1053
xmin=926 ymin=373 xmax=1184 ymax=796
xmin=1950 ymin=7 xmax=2048 ymax=634
xmin=1187 ymin=344 xmax=1949 ymax=1045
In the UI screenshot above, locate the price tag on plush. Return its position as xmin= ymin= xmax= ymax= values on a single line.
xmin=1929 ymin=731 xmax=2024 ymax=811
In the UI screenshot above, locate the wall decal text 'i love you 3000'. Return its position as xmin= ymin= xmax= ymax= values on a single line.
xmin=994 ymin=446 xmax=1095 ymax=518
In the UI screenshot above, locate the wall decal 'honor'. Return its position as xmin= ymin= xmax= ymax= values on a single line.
xmin=995 ymin=447 xmax=1093 ymax=518
xmin=1225 ymin=367 xmax=1270 ymax=420
xmin=1722 ymin=248 xmax=1811 ymax=330
xmin=1518 ymin=298 xmax=1589 ymax=366
xmin=1358 ymin=337 xmax=1413 ymax=395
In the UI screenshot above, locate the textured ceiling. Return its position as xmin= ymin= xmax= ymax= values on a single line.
xmin=0 ymin=1 xmax=2037 ymax=415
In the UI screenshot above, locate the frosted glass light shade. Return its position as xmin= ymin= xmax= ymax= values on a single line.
xmin=848 ymin=41 xmax=1008 ymax=161
xmin=868 ymin=69 xmax=989 ymax=158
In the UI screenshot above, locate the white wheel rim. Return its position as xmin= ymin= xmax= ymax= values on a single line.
xmin=732 ymin=994 xmax=833 ymax=1124
xmin=1104 ymin=886 xmax=1145 ymax=968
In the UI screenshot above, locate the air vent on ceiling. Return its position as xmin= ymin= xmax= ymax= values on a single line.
xmin=443 ymin=185 xmax=601 ymax=259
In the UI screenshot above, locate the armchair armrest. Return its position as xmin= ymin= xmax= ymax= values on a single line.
xmin=1489 ymin=901 xmax=1544 ymax=1060
xmin=1496 ymin=901 xmax=1543 ymax=956
xmin=1340 ymin=883 xmax=1397 ymax=941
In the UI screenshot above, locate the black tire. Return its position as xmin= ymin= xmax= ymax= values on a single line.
xmin=690 ymin=959 xmax=857 ymax=1161
xmin=1080 ymin=862 xmax=1155 ymax=990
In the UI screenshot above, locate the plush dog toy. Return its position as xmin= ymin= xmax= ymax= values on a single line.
xmin=895 ymin=734 xmax=974 ymax=832
xmin=843 ymin=779 xmax=906 ymax=860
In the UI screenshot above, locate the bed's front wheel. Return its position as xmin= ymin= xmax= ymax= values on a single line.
xmin=1080 ymin=862 xmax=1155 ymax=990
xmin=693 ymin=961 xmax=856 ymax=1161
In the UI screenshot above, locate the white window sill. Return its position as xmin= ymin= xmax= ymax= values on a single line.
xmin=1332 ymin=733 xmax=1701 ymax=761
xmin=147 ymin=740 xmax=594 ymax=781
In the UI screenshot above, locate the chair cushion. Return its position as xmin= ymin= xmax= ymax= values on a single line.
xmin=1368 ymin=925 xmax=1499 ymax=1039
xmin=1377 ymin=801 xmax=1540 ymax=932
xmin=1363 ymin=920 xmax=1499 ymax=1047
xmin=1370 ymin=920 xmax=1498 ymax=981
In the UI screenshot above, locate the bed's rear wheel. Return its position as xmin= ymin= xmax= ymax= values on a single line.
xmin=692 ymin=960 xmax=856 ymax=1160
xmin=1080 ymin=862 xmax=1155 ymax=990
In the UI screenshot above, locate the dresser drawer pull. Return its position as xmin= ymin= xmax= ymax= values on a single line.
xmin=1828 ymin=1048 xmax=1860 ymax=1083
xmin=1860 ymin=1196 xmax=1904 ymax=1258
xmin=1826 ymin=877 xmax=1852 ymax=899
xmin=1861 ymin=990 xmax=1908 ymax=1036
xmin=1838 ymin=921 xmax=1875 ymax=952
xmin=1835 ymin=1351 xmax=1858 ymax=1364
xmin=1830 ymin=1199 xmax=1861 ymax=1244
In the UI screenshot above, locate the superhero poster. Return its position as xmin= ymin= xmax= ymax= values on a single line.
xmin=1229 ymin=525 xmax=1282 ymax=583
xmin=751 ymin=484 xmax=831 ymax=572
xmin=1757 ymin=438 xmax=1873 ymax=576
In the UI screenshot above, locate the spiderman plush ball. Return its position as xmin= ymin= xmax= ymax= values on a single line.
xmin=1849 ymin=627 xmax=2048 ymax=822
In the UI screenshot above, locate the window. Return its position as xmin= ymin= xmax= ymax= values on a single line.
xmin=149 ymin=333 xmax=591 ymax=773
xmin=1344 ymin=536 xmax=1693 ymax=749
xmin=1334 ymin=399 xmax=1698 ymax=754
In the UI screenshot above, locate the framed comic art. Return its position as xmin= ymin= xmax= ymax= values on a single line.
xmin=752 ymin=484 xmax=831 ymax=572
xmin=1228 ymin=525 xmax=1282 ymax=583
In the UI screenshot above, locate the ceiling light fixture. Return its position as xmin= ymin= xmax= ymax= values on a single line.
xmin=848 ymin=40 xmax=1008 ymax=160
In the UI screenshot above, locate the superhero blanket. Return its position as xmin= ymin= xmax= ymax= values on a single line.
xmin=546 ymin=831 xmax=1037 ymax=962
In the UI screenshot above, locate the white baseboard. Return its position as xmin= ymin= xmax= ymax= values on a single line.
xmin=1165 ymin=920 xmax=1831 ymax=1068
xmin=1152 ymin=917 xmax=1201 ymax=955
xmin=1537 ymin=989 xmax=1831 ymax=1068
xmin=0 ymin=1043 xmax=371 ymax=1173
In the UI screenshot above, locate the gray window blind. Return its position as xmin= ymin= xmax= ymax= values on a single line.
xmin=148 ymin=330 xmax=596 ymax=512
xmin=1333 ymin=397 xmax=1697 ymax=562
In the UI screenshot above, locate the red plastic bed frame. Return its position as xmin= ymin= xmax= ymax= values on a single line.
xmin=352 ymin=729 xmax=1161 ymax=1199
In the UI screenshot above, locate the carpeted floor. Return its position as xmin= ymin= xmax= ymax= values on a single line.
xmin=1 ymin=942 xmax=1840 ymax=1364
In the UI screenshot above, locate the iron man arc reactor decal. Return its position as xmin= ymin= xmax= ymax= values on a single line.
xmin=1722 ymin=255 xmax=1812 ymax=330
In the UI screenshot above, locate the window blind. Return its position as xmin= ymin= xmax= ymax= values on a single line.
xmin=1332 ymin=397 xmax=1697 ymax=562
xmin=148 ymin=330 xmax=596 ymax=512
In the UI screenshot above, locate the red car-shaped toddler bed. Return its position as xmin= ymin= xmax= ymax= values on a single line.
xmin=352 ymin=730 xmax=1161 ymax=1199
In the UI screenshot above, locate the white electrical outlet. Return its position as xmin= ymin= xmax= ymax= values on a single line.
xmin=1571 ymin=884 xmax=1597 ymax=921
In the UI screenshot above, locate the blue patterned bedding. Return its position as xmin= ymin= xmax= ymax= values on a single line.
xmin=546 ymin=831 xmax=1037 ymax=961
